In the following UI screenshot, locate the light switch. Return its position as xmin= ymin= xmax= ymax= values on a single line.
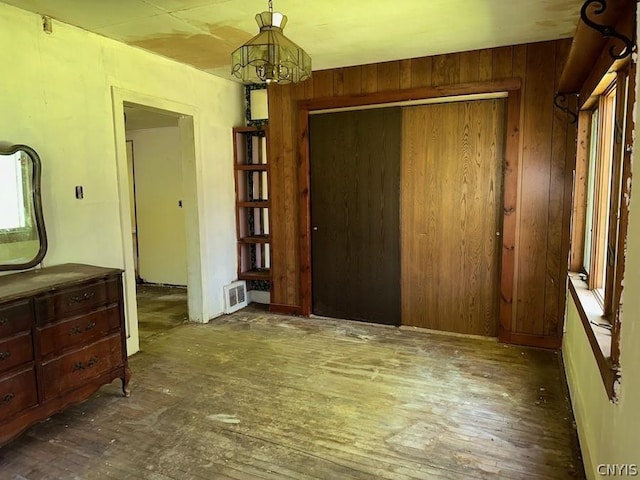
xmin=75 ymin=186 xmax=84 ymax=199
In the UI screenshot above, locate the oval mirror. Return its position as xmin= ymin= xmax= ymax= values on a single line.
xmin=0 ymin=145 xmax=47 ymax=271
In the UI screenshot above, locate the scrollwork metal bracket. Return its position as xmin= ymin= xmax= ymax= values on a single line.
xmin=554 ymin=93 xmax=579 ymax=124
xmin=580 ymin=0 xmax=635 ymax=60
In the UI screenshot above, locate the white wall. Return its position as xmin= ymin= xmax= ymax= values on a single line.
xmin=562 ymin=20 xmax=640 ymax=480
xmin=127 ymin=127 xmax=188 ymax=286
xmin=0 ymin=3 xmax=243 ymax=354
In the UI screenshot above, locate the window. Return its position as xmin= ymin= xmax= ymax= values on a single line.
xmin=569 ymin=65 xmax=633 ymax=400
xmin=582 ymin=86 xmax=616 ymax=305
xmin=0 ymin=152 xmax=29 ymax=231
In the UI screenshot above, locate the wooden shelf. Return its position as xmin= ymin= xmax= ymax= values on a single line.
xmin=236 ymin=164 xmax=268 ymax=171
xmin=239 ymin=235 xmax=270 ymax=244
xmin=238 ymin=269 xmax=271 ymax=281
xmin=237 ymin=200 xmax=269 ymax=208
xmin=233 ymin=125 xmax=272 ymax=292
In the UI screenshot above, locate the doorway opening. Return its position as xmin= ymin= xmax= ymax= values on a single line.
xmin=124 ymin=103 xmax=189 ymax=346
xmin=112 ymin=87 xmax=204 ymax=356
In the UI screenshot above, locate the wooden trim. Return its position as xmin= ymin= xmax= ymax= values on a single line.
xmin=237 ymin=201 xmax=270 ymax=208
xmin=299 ymin=79 xmax=521 ymax=111
xmin=557 ymin=0 xmax=635 ymax=95
xmin=568 ymin=277 xmax=617 ymax=399
xmin=559 ymin=92 xmax=578 ymax=331
xmin=603 ymin=70 xmax=629 ymax=316
xmin=236 ymin=164 xmax=269 ymax=171
xmin=298 ymin=108 xmax=312 ymax=316
xmin=590 ymin=90 xmax=616 ymax=291
xmin=570 ymin=111 xmax=593 ymax=271
xmin=579 ymin=37 xmax=632 ymax=108
xmin=498 ymin=328 xmax=562 ymax=349
xmin=232 ymin=129 xmax=242 ymax=280
xmin=269 ymin=303 xmax=302 ymax=315
xmin=611 ymin=61 xmax=636 ymax=366
xmin=298 ymin=80 xmax=521 ymax=335
xmin=499 ymin=90 xmax=521 ymax=335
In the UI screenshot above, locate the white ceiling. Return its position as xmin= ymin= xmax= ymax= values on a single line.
xmin=2 ymin=0 xmax=583 ymax=81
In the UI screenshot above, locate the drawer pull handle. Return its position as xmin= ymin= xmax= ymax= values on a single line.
xmin=73 ymin=356 xmax=98 ymax=372
xmin=69 ymin=326 xmax=82 ymax=336
xmin=0 ymin=351 xmax=10 ymax=361
xmin=68 ymin=291 xmax=95 ymax=306
xmin=2 ymin=393 xmax=15 ymax=403
xmin=0 ymin=317 xmax=7 ymax=326
xmin=69 ymin=322 xmax=97 ymax=336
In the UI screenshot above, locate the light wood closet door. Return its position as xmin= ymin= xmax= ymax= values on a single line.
xmin=401 ymin=99 xmax=506 ymax=336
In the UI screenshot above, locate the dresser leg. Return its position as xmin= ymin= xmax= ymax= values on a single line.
xmin=122 ymin=366 xmax=132 ymax=397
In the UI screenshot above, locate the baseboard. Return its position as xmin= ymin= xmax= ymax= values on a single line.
xmin=562 ymin=344 xmax=596 ymax=480
xmin=269 ymin=303 xmax=302 ymax=315
xmin=499 ymin=329 xmax=562 ymax=349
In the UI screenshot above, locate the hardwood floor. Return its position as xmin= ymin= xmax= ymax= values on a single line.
xmin=0 ymin=287 xmax=584 ymax=479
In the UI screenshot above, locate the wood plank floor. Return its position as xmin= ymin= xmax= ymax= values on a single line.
xmin=0 ymin=287 xmax=584 ymax=479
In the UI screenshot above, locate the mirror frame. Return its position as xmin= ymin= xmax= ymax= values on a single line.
xmin=0 ymin=144 xmax=48 ymax=271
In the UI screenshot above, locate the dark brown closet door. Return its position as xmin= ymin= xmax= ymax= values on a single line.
xmin=309 ymin=108 xmax=401 ymax=325
xmin=401 ymin=99 xmax=506 ymax=336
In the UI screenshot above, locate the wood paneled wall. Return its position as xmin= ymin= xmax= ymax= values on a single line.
xmin=267 ymin=39 xmax=576 ymax=346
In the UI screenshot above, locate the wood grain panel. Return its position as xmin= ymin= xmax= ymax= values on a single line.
xmin=515 ymin=41 xmax=556 ymax=336
xmin=399 ymin=59 xmax=412 ymax=89
xmin=401 ymin=100 xmax=505 ymax=336
xmin=268 ymin=39 xmax=574 ymax=348
xmin=341 ymin=66 xmax=362 ymax=96
xmin=312 ymin=70 xmax=334 ymax=98
xmin=478 ymin=49 xmax=493 ymax=81
xmin=361 ymin=64 xmax=378 ymax=94
xmin=410 ymin=57 xmax=432 ymax=88
xmin=267 ymin=84 xmax=288 ymax=302
xmin=492 ymin=46 xmax=513 ymax=79
xmin=309 ymin=109 xmax=401 ymax=325
xmin=498 ymin=91 xmax=522 ymax=340
xmin=377 ymin=61 xmax=401 ymax=91
xmin=432 ymin=53 xmax=460 ymax=86
xmin=544 ymin=40 xmax=570 ymax=338
xmin=459 ymin=50 xmax=481 ymax=83
xmin=281 ymin=87 xmax=299 ymax=302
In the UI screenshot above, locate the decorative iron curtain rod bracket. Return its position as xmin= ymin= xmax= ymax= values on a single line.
xmin=580 ymin=0 xmax=635 ymax=60
xmin=554 ymin=93 xmax=579 ymax=124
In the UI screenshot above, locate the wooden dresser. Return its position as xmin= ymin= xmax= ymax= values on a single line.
xmin=0 ymin=263 xmax=130 ymax=446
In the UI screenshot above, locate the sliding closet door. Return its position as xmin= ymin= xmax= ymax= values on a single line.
xmin=309 ymin=108 xmax=401 ymax=325
xmin=401 ymin=99 xmax=506 ymax=336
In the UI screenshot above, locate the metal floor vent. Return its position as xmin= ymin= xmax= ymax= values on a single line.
xmin=223 ymin=280 xmax=248 ymax=314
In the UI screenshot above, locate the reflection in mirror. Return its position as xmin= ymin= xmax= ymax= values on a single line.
xmin=0 ymin=145 xmax=47 ymax=271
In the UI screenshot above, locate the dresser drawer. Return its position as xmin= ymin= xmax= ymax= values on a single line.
xmin=35 ymin=277 xmax=120 ymax=324
xmin=41 ymin=334 xmax=123 ymax=400
xmin=0 ymin=300 xmax=33 ymax=337
xmin=39 ymin=305 xmax=121 ymax=358
xmin=0 ymin=332 xmax=34 ymax=375
xmin=0 ymin=366 xmax=38 ymax=419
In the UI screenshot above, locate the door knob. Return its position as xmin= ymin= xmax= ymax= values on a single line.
xmin=313 ymin=226 xmax=318 ymax=231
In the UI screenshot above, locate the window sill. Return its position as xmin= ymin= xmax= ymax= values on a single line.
xmin=568 ymin=273 xmax=618 ymax=400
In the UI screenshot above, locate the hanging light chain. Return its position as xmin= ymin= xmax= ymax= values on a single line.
xmin=268 ymin=0 xmax=273 ymax=13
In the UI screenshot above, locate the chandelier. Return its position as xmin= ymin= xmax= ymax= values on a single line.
xmin=231 ymin=0 xmax=311 ymax=84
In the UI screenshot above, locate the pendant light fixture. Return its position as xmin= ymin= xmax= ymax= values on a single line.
xmin=231 ymin=0 xmax=311 ymax=84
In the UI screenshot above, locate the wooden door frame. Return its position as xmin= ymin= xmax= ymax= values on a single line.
xmin=297 ymin=79 xmax=522 ymax=341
